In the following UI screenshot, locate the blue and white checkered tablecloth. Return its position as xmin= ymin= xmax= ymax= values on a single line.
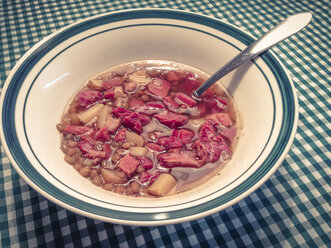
xmin=0 ymin=0 xmax=330 ymax=247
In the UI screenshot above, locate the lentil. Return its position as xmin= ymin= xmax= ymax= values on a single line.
xmin=79 ymin=166 xmax=91 ymax=177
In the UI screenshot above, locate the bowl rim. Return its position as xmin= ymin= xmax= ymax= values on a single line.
xmin=0 ymin=8 xmax=298 ymax=225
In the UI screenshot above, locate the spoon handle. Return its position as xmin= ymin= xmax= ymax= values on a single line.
xmin=192 ymin=12 xmax=312 ymax=98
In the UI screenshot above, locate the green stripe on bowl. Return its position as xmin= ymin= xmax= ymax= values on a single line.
xmin=2 ymin=9 xmax=296 ymax=223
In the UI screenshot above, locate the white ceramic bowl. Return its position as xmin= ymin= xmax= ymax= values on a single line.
xmin=0 ymin=9 xmax=298 ymax=225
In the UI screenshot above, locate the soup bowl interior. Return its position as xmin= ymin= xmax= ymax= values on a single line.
xmin=1 ymin=9 xmax=297 ymax=225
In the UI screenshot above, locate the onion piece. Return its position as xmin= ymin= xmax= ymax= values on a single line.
xmin=129 ymin=74 xmax=152 ymax=85
xmin=190 ymin=118 xmax=205 ymax=126
xmin=77 ymin=103 xmax=104 ymax=123
xmin=89 ymin=79 xmax=103 ymax=88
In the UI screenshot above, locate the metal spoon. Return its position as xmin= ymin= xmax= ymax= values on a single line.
xmin=192 ymin=12 xmax=312 ymax=99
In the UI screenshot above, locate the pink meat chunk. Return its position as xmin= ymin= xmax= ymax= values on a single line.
xmin=78 ymin=141 xmax=111 ymax=160
xmin=137 ymin=157 xmax=154 ymax=170
xmin=203 ymin=142 xmax=222 ymax=163
xmin=129 ymin=100 xmax=144 ymax=108
xmin=95 ymin=126 xmax=111 ymax=141
xmin=158 ymin=151 xmax=201 ymax=168
xmin=134 ymin=101 xmax=165 ymax=115
xmin=80 ymin=134 xmax=97 ymax=145
xmin=217 ymin=113 xmax=232 ymax=127
xmin=138 ymin=114 xmax=151 ymax=126
xmin=158 ymin=136 xmax=183 ymax=150
xmin=220 ymin=127 xmax=237 ymax=142
xmin=146 ymin=143 xmax=164 ymax=152
xmin=102 ymin=144 xmax=111 ymax=160
xmin=113 ymin=107 xmax=150 ymax=127
xmin=103 ymin=89 xmax=115 ymax=99
xmin=76 ymin=90 xmax=102 ymax=107
xmin=213 ymin=136 xmax=231 ymax=155
xmin=212 ymin=97 xmax=228 ymax=112
xmin=198 ymin=120 xmax=217 ymax=142
xmin=64 ymin=125 xmax=93 ymax=135
xmin=102 ymin=76 xmax=122 ymax=90
xmin=122 ymin=113 xmax=143 ymax=134
xmin=139 ymin=171 xmax=152 ymax=183
xmin=78 ymin=141 xmax=93 ymax=154
xmin=112 ymin=107 xmax=132 ymax=118
xmin=191 ymin=138 xmax=230 ymax=164
xmin=154 ymin=112 xmax=188 ymax=128
xmin=207 ymin=113 xmax=232 ymax=128
xmin=163 ymin=96 xmax=180 ymax=109
xmin=197 ymin=102 xmax=207 ymax=117
xmin=105 ymin=115 xmax=121 ymax=134
xmin=179 ymin=78 xmax=200 ymax=95
xmin=174 ymin=93 xmax=197 ymax=108
xmin=200 ymin=89 xmax=214 ymax=99
xmin=85 ymin=150 xmax=106 ymax=159
xmin=114 ymin=128 xmax=127 ymax=142
xmin=149 ymin=171 xmax=161 ymax=184
xmin=146 ymin=102 xmax=165 ymax=109
xmin=118 ymin=154 xmax=139 ymax=176
xmin=165 ymin=70 xmax=180 ymax=82
xmin=148 ymin=78 xmax=171 ymax=98
xmin=172 ymin=128 xmax=194 ymax=144
xmin=190 ymin=140 xmax=208 ymax=165
xmin=167 ymin=147 xmax=184 ymax=154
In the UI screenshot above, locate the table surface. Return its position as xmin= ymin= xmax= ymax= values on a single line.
xmin=0 ymin=0 xmax=330 ymax=247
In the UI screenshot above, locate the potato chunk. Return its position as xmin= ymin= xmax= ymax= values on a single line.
xmin=148 ymin=173 xmax=177 ymax=196
xmin=114 ymin=86 xmax=124 ymax=98
xmin=97 ymin=105 xmax=112 ymax=128
xmin=101 ymin=168 xmax=127 ymax=184
xmin=125 ymin=131 xmax=144 ymax=146
xmin=129 ymin=147 xmax=148 ymax=157
xmin=190 ymin=118 xmax=205 ymax=126
xmin=77 ymin=103 xmax=103 ymax=123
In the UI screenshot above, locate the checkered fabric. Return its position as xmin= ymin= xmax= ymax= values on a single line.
xmin=0 ymin=0 xmax=330 ymax=247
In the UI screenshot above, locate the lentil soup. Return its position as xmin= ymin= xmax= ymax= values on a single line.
xmin=56 ymin=61 xmax=239 ymax=197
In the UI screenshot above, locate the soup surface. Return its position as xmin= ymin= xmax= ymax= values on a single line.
xmin=57 ymin=61 xmax=239 ymax=197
